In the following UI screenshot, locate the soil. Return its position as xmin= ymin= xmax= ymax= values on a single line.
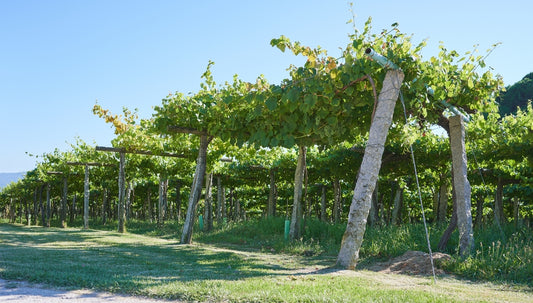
xmin=0 ymin=278 xmax=172 ymax=303
xmin=362 ymin=250 xmax=452 ymax=276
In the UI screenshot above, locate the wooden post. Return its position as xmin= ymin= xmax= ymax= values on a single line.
xmin=33 ymin=186 xmax=38 ymax=226
xmin=46 ymin=171 xmax=68 ymax=228
xmin=94 ymin=146 xmax=186 ymax=230
xmin=267 ymin=169 xmax=277 ymax=217
xmin=158 ymin=175 xmax=168 ymax=226
xmin=102 ymin=187 xmax=108 ymax=225
xmin=221 ymin=183 xmax=226 ymax=223
xmin=289 ymin=145 xmax=306 ymax=240
xmin=64 ymin=161 xmax=114 ymax=229
xmin=234 ymin=197 xmax=239 ymax=221
xmin=228 ymin=187 xmax=235 ymax=221
xmin=145 ymin=189 xmax=152 ymax=221
xmin=181 ymin=134 xmax=211 ymax=244
xmin=70 ymin=192 xmax=77 ymax=224
xmin=26 ymin=198 xmax=31 ymax=226
xmin=494 ymin=177 xmax=504 ymax=226
xmin=7 ymin=197 xmax=13 ymax=223
xmin=333 ymin=178 xmax=341 ymax=223
xmin=175 ymin=180 xmax=182 ymax=222
xmin=117 ymin=152 xmax=126 ymax=233
xmin=39 ymin=184 xmax=45 ymax=226
xmin=513 ymin=198 xmax=520 ymax=227
xmin=83 ymin=164 xmax=90 ymax=229
xmin=437 ymin=180 xmax=448 ymax=223
xmin=204 ymin=172 xmax=214 ymax=231
xmin=391 ymin=184 xmax=404 ymax=225
xmin=155 ymin=183 xmax=162 ymax=223
xmin=320 ymin=185 xmax=327 ymax=222
xmin=61 ymin=176 xmax=68 ymax=228
xmin=216 ymin=175 xmax=223 ymax=226
xmin=126 ymin=181 xmax=133 ymax=220
xmin=45 ymin=183 xmax=51 ymax=228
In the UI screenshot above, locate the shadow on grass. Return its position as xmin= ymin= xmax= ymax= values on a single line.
xmin=0 ymin=223 xmax=300 ymax=292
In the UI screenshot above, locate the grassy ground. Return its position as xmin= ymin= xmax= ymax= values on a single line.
xmin=0 ymin=221 xmax=531 ymax=302
xmin=195 ymin=217 xmax=533 ymax=286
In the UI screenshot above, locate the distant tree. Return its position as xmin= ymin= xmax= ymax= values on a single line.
xmin=498 ymin=72 xmax=533 ymax=116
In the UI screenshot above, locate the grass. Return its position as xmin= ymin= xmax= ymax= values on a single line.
xmin=45 ymin=216 xmax=533 ymax=286
xmin=442 ymin=225 xmax=533 ymax=285
xmin=0 ymin=220 xmax=532 ymax=302
xmin=194 ymin=217 xmax=533 ymax=287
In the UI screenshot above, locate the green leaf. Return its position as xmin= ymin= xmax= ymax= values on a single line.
xmin=318 ymin=109 xmax=328 ymax=119
xmin=287 ymin=88 xmax=300 ymax=103
xmin=304 ymin=94 xmax=317 ymax=109
xmin=266 ymin=97 xmax=277 ymax=111
xmin=326 ymin=116 xmax=337 ymax=125
xmin=467 ymin=78 xmax=474 ymax=89
xmin=222 ymin=95 xmax=232 ymax=104
xmin=256 ymin=129 xmax=266 ymax=142
xmin=270 ymin=35 xmax=290 ymax=52
xmin=254 ymin=106 xmax=262 ymax=116
xmin=284 ymin=135 xmax=295 ymax=147
xmin=272 ymin=86 xmax=283 ymax=94
xmin=287 ymin=119 xmax=297 ymax=132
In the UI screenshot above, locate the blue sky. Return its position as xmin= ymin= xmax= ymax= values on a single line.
xmin=1 ymin=0 xmax=530 ymax=172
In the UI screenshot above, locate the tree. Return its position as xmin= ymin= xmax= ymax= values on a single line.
xmin=498 ymin=72 xmax=533 ymax=116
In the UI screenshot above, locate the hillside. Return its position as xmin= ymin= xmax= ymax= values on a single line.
xmin=0 ymin=172 xmax=26 ymax=189
xmin=499 ymin=72 xmax=533 ymax=115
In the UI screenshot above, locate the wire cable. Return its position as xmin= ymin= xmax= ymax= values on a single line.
xmin=399 ymin=91 xmax=437 ymax=283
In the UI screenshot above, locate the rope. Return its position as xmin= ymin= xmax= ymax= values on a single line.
xmin=399 ymin=91 xmax=437 ymax=283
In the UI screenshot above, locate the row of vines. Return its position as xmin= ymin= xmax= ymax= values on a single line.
xmin=1 ymin=19 xmax=532 ymax=267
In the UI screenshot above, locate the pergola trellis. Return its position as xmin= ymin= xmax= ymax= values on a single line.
xmin=66 ymin=161 xmax=115 ymax=229
xmin=95 ymin=146 xmax=188 ymax=232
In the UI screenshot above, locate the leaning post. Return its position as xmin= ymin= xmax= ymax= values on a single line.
xmin=337 ymin=48 xmax=404 ymax=269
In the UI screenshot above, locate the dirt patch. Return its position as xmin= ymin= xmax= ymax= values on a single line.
xmin=289 ymin=250 xmax=452 ymax=278
xmin=0 ymin=279 xmax=170 ymax=303
xmin=364 ymin=250 xmax=451 ymax=276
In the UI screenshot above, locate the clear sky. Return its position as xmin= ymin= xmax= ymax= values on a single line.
xmin=1 ymin=0 xmax=530 ymax=172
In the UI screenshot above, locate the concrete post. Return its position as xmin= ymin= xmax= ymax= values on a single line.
xmin=449 ymin=115 xmax=474 ymax=256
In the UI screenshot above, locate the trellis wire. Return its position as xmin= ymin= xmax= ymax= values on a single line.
xmin=399 ymin=91 xmax=437 ymax=283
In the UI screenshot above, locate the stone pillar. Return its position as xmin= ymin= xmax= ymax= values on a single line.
xmin=337 ymin=70 xmax=404 ymax=269
xmin=449 ymin=115 xmax=474 ymax=256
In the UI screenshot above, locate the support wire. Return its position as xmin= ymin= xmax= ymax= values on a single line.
xmin=399 ymin=91 xmax=437 ymax=283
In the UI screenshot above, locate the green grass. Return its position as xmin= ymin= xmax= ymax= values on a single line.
xmin=442 ymin=225 xmax=533 ymax=285
xmin=1 ymin=221 xmax=532 ymax=302
xmin=51 ymin=216 xmax=533 ymax=286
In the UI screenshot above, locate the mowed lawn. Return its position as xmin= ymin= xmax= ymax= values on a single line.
xmin=0 ymin=223 xmax=531 ymax=302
